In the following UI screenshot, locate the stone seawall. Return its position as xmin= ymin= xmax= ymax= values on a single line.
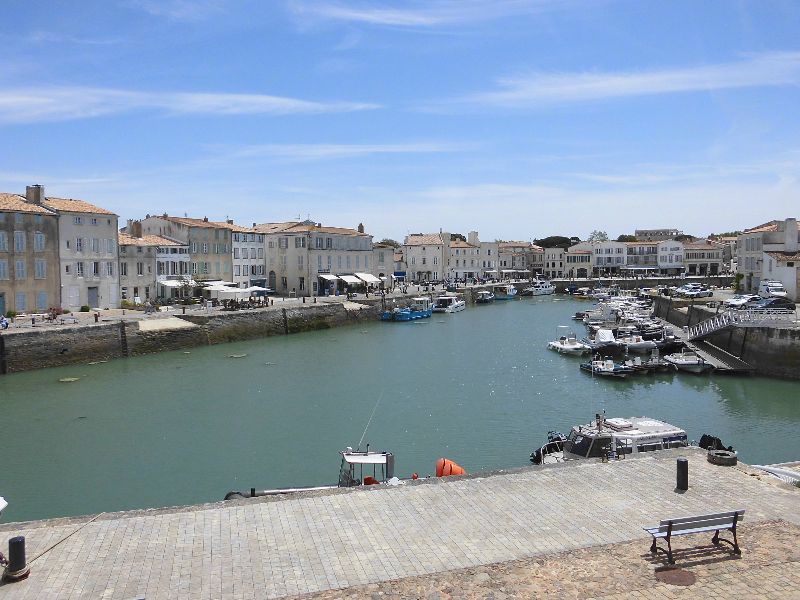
xmin=652 ymin=296 xmax=800 ymax=379
xmin=0 ymin=301 xmax=383 ymax=374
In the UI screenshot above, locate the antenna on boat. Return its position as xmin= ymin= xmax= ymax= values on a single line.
xmin=358 ymin=391 xmax=383 ymax=450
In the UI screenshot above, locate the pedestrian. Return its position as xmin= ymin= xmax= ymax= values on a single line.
xmin=0 ymin=315 xmax=8 ymax=330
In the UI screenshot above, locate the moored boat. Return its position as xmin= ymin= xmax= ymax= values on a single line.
xmin=663 ymin=349 xmax=714 ymax=374
xmin=521 ymin=280 xmax=556 ymax=296
xmin=432 ymin=295 xmax=466 ymax=313
xmin=491 ymin=284 xmax=518 ymax=300
xmin=475 ymin=290 xmax=495 ymax=303
xmin=381 ymin=297 xmax=434 ymax=321
xmin=579 ymin=356 xmax=634 ymax=378
xmin=547 ymin=333 xmax=591 ymax=355
xmin=531 ymin=414 xmax=689 ymax=464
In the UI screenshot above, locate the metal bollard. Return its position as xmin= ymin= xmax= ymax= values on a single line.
xmin=4 ymin=536 xmax=30 ymax=582
xmin=676 ymin=458 xmax=688 ymax=491
xmin=302 ymin=296 xmax=305 ymax=303
xmin=94 ymin=313 xmax=99 ymax=323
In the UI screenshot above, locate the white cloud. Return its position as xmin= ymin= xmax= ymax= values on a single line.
xmin=128 ymin=0 xmax=226 ymax=21
xmin=0 ymin=87 xmax=379 ymax=124
xmin=289 ymin=0 xmax=580 ymax=28
xmin=442 ymin=51 xmax=800 ymax=109
xmin=227 ymin=141 xmax=475 ymax=160
xmin=25 ymin=31 xmax=122 ymax=45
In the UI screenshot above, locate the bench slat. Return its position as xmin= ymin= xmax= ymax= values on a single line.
xmin=648 ymin=524 xmax=738 ymax=538
xmin=655 ymin=516 xmax=742 ymax=534
xmin=658 ymin=510 xmax=745 ymax=527
xmin=645 ymin=511 xmax=745 ymax=535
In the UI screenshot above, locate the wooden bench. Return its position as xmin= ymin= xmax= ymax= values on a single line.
xmin=644 ymin=510 xmax=744 ymax=564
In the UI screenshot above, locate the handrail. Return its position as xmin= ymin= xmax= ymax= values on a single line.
xmin=688 ymin=307 xmax=797 ymax=340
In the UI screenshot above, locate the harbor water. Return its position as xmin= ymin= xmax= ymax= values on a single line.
xmin=1 ymin=296 xmax=799 ymax=523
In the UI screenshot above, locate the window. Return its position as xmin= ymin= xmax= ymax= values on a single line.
xmin=106 ymin=239 xmax=114 ymax=253
xmin=346 ymin=256 xmax=351 ymax=269
xmin=74 ymin=216 xmax=83 ymax=225
xmin=91 ymin=238 xmax=100 ymax=252
xmin=234 ymin=248 xmax=240 ymax=259
xmin=202 ymin=243 xmax=208 ymax=253
xmin=120 ymin=262 xmax=128 ymax=276
xmin=355 ymin=256 xmax=360 ymax=269
xmin=33 ymin=232 xmax=45 ymax=252
xmin=137 ymin=262 xmax=144 ymax=276
xmin=91 ymin=217 xmax=98 ymax=225
xmin=106 ymin=262 xmax=114 ymax=276
xmin=316 ymin=237 xmax=324 ymax=249
xmin=295 ymin=237 xmax=305 ymax=248
xmin=326 ymin=238 xmax=332 ymax=249
xmin=364 ymin=256 xmax=368 ymax=270
xmin=0 ymin=232 xmax=6 ymax=252
xmin=337 ymin=255 xmax=342 ymax=268
xmin=279 ymin=237 xmax=288 ymax=249
xmin=65 ymin=264 xmax=71 ymax=275
xmin=93 ymin=261 xmax=100 ymax=276
xmin=235 ymin=265 xmax=241 ymax=276
xmin=14 ymin=231 xmax=25 ymax=252
xmin=0 ymin=260 xmax=7 ymax=279
xmin=15 ymin=292 xmax=26 ymax=311
xmin=34 ymin=259 xmax=46 ymax=279
xmin=36 ymin=291 xmax=47 ymax=311
xmin=145 ymin=286 xmax=150 ymax=300
xmin=298 ymin=255 xmax=304 ymax=269
xmin=299 ymin=277 xmax=305 ymax=291
xmin=258 ymin=248 xmax=263 ymax=259
xmin=15 ymin=260 xmax=26 ymax=279
xmin=76 ymin=237 xmax=84 ymax=252
xmin=281 ymin=276 xmax=287 ymax=289
xmin=327 ymin=255 xmax=332 ymax=269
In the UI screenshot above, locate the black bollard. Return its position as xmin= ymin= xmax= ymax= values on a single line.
xmin=4 ymin=536 xmax=30 ymax=581
xmin=302 ymin=296 xmax=305 ymax=304
xmin=94 ymin=313 xmax=99 ymax=323
xmin=676 ymin=458 xmax=688 ymax=491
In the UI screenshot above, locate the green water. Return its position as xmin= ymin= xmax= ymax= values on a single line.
xmin=1 ymin=297 xmax=799 ymax=523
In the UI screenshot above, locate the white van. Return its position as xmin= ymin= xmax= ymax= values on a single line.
xmin=759 ymin=280 xmax=788 ymax=298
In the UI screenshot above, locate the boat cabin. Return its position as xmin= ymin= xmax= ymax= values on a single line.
xmin=562 ymin=415 xmax=688 ymax=460
xmin=338 ymin=447 xmax=395 ymax=487
xmin=434 ymin=296 xmax=459 ymax=309
xmin=410 ymin=297 xmax=432 ymax=311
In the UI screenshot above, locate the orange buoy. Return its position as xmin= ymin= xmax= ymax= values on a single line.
xmin=435 ymin=458 xmax=466 ymax=477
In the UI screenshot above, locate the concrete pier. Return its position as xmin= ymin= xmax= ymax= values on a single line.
xmin=0 ymin=448 xmax=797 ymax=599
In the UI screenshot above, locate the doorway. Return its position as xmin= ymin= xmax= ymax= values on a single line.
xmin=88 ymin=287 xmax=99 ymax=308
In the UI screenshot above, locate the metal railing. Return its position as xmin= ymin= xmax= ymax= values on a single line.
xmin=688 ymin=308 xmax=797 ymax=340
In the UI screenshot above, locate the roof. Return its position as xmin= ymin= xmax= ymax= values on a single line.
xmin=209 ymin=221 xmax=254 ymax=233
xmin=0 ymin=193 xmax=56 ymax=215
xmin=683 ymin=240 xmax=721 ymax=250
xmin=253 ymin=221 xmax=298 ymax=234
xmin=450 ymin=239 xmax=477 ymax=248
xmin=156 ymin=216 xmax=232 ymax=230
xmin=765 ymin=251 xmax=800 ymax=262
xmin=254 ymin=221 xmax=368 ymax=237
xmin=118 ymin=233 xmax=184 ymax=247
xmin=744 ymin=219 xmax=799 ymax=234
xmin=42 ymin=196 xmax=116 ymax=216
xmin=499 ymin=241 xmax=531 ymax=250
xmin=404 ymin=233 xmax=444 ymax=246
xmin=568 ymin=249 xmax=592 ymax=254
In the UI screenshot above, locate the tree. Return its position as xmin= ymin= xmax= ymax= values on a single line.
xmin=377 ymin=238 xmax=400 ymax=248
xmin=587 ymin=230 xmax=609 ymax=242
xmin=450 ymin=233 xmax=466 ymax=242
xmin=674 ymin=234 xmax=696 ymax=242
xmin=534 ymin=236 xmax=573 ymax=249
xmin=616 ymin=234 xmax=637 ymax=242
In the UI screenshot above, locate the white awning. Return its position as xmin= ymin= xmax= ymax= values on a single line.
xmin=318 ymin=273 xmax=339 ymax=281
xmin=201 ymin=280 xmax=235 ymax=286
xmin=501 ymin=269 xmax=516 ymax=273
xmin=355 ymin=272 xmax=381 ymax=284
xmin=339 ymin=275 xmax=362 ymax=285
xmin=486 ymin=270 xmax=498 ymax=273
xmin=160 ymin=279 xmax=197 ymax=288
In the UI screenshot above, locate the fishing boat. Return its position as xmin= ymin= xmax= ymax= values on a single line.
xmin=491 ymin=284 xmax=518 ymax=300
xmin=475 ymin=290 xmax=495 ymax=303
xmin=547 ymin=332 xmax=591 ymax=355
xmin=432 ymin=295 xmax=466 ymax=313
xmin=663 ymin=349 xmax=714 ymax=374
xmin=380 ymin=297 xmax=433 ymax=321
xmin=521 ymin=280 xmax=556 ymax=296
xmin=579 ymin=356 xmax=634 ymax=378
xmin=530 ymin=413 xmax=689 ymax=464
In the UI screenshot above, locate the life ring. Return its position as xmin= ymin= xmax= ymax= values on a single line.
xmin=707 ymin=449 xmax=738 ymax=466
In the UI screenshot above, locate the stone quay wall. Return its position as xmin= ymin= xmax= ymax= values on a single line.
xmin=652 ymin=296 xmax=800 ymax=379
xmin=0 ymin=301 xmax=383 ymax=374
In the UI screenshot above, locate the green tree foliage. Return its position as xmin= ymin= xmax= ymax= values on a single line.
xmin=450 ymin=233 xmax=467 ymax=242
xmin=377 ymin=238 xmax=400 ymax=247
xmin=534 ymin=236 xmax=573 ymax=249
xmin=587 ymin=230 xmax=609 ymax=242
xmin=616 ymin=234 xmax=637 ymax=242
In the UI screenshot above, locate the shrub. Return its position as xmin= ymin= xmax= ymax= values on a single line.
xmin=5 ymin=310 xmax=17 ymax=319
xmin=79 ymin=305 xmax=91 ymax=312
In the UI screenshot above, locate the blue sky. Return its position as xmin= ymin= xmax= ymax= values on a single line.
xmin=1 ymin=0 xmax=799 ymax=241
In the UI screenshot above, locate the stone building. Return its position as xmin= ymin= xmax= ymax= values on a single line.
xmin=657 ymin=240 xmax=684 ymax=275
xmin=737 ymin=218 xmax=799 ymax=294
xmin=564 ymin=247 xmax=592 ymax=278
xmin=255 ymin=220 xmax=373 ymax=296
xmin=40 ymin=190 xmax=119 ymax=310
xmin=140 ymin=215 xmax=232 ymax=283
xmin=624 ymin=241 xmax=660 ymax=274
xmin=119 ymin=222 xmax=189 ymax=303
xmin=0 ymin=187 xmax=60 ymax=315
xmin=683 ymin=240 xmax=723 ymax=276
xmin=542 ymin=247 xmax=565 ymax=279
xmin=213 ymin=221 xmax=265 ymax=289
xmin=402 ymin=232 xmax=449 ymax=283
xmin=498 ymin=241 xmax=531 ymax=278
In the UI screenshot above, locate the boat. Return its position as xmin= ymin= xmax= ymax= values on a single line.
xmin=663 ymin=349 xmax=714 ymax=374
xmin=547 ymin=332 xmax=591 ymax=355
xmin=380 ymin=297 xmax=433 ymax=321
xmin=521 ymin=280 xmax=556 ymax=296
xmin=475 ymin=290 xmax=495 ymax=303
xmin=432 ymin=295 xmax=466 ymax=313
xmin=0 ymin=495 xmax=6 ymax=518
xmin=621 ymin=353 xmax=672 ymax=373
xmin=618 ymin=334 xmax=657 ymax=353
xmin=579 ymin=356 xmax=634 ymax=378
xmin=531 ymin=413 xmax=689 ymax=464
xmin=584 ymin=329 xmax=625 ymax=355
xmin=491 ymin=284 xmax=518 ymax=300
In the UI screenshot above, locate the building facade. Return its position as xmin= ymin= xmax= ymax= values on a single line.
xmin=635 ymin=228 xmax=683 ymax=241
xmin=683 ymin=240 xmax=723 ymax=276
xmin=0 ymin=187 xmax=60 ymax=315
xmin=737 ymin=218 xmax=799 ymax=294
xmin=564 ymin=248 xmax=592 ymax=278
xmin=761 ymin=250 xmax=800 ymax=301
xmin=624 ymin=241 xmax=660 ymax=273
xmin=140 ymin=215 xmax=233 ymax=282
xmin=41 ymin=192 xmax=119 ymax=310
xmin=219 ymin=221 xmax=266 ymax=288
xmin=657 ymin=240 xmax=684 ymax=275
xmin=542 ymin=247 xmax=565 ymax=279
xmin=403 ymin=232 xmax=448 ymax=282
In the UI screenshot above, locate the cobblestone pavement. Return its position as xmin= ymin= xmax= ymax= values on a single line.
xmin=0 ymin=449 xmax=797 ymax=599
xmin=300 ymin=520 xmax=800 ymax=599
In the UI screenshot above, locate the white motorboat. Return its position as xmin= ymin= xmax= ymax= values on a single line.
xmin=579 ymin=356 xmax=634 ymax=378
xmin=522 ymin=280 xmax=556 ymax=296
xmin=619 ymin=334 xmax=657 ymax=353
xmin=0 ymin=495 xmax=7 ymax=518
xmin=475 ymin=290 xmax=495 ymax=303
xmin=663 ymin=349 xmax=714 ymax=374
xmin=531 ymin=414 xmax=688 ymax=464
xmin=547 ymin=333 xmax=591 ymax=355
xmin=432 ymin=295 xmax=466 ymax=313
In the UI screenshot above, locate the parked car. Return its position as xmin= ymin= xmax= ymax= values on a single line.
xmin=758 ymin=280 xmax=788 ymax=298
xmin=683 ymin=287 xmax=713 ymax=298
xmin=749 ymin=296 xmax=796 ymax=311
xmin=723 ymin=294 xmax=760 ymax=309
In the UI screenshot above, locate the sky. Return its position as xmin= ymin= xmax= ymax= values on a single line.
xmin=1 ymin=0 xmax=799 ymax=242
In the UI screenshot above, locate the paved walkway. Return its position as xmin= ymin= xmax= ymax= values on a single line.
xmin=0 ymin=448 xmax=797 ymax=599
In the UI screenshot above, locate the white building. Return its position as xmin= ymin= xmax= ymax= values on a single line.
xmin=761 ymin=250 xmax=800 ymax=301
xmin=219 ymin=221 xmax=266 ymax=288
xmin=42 ymin=196 xmax=119 ymax=310
xmin=568 ymin=241 xmax=627 ymax=275
xmin=256 ymin=220 xmax=374 ymax=296
xmin=657 ymin=240 xmax=684 ymax=275
xmin=624 ymin=241 xmax=660 ymax=275
xmin=403 ymin=232 xmax=448 ymax=282
xmin=683 ymin=240 xmax=723 ymax=276
xmin=737 ymin=218 xmax=799 ymax=294
xmin=543 ymin=247 xmax=565 ymax=279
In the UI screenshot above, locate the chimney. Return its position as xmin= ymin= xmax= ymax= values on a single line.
xmin=357 ymin=223 xmax=365 ymax=234
xmin=131 ymin=220 xmax=143 ymax=238
xmin=252 ymin=222 xmax=256 ymax=228
xmin=227 ymin=219 xmax=234 ymax=225
xmin=785 ymin=218 xmax=798 ymax=253
xmin=25 ymin=184 xmax=44 ymax=205
xmin=203 ymin=216 xmax=208 ymax=222
xmin=468 ymin=231 xmax=479 ymax=245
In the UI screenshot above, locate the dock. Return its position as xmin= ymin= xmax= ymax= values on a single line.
xmin=670 ymin=325 xmax=756 ymax=374
xmin=0 ymin=448 xmax=797 ymax=599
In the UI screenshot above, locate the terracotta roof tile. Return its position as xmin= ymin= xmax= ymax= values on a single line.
xmin=158 ymin=216 xmax=231 ymax=229
xmin=43 ymin=196 xmax=116 ymax=216
xmin=449 ymin=240 xmax=477 ymax=248
xmin=404 ymin=233 xmax=444 ymax=246
xmin=765 ymin=251 xmax=800 ymax=262
xmin=118 ymin=233 xmax=184 ymax=247
xmin=209 ymin=221 xmax=255 ymax=233
xmin=0 ymin=193 xmax=57 ymax=215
